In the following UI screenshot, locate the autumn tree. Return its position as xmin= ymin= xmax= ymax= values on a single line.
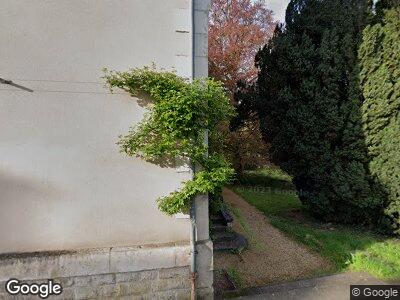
xmin=209 ymin=0 xmax=275 ymax=174
xmin=209 ymin=0 xmax=275 ymax=95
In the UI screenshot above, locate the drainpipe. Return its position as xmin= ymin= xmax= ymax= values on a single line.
xmin=190 ymin=199 xmax=197 ymax=300
xmin=190 ymin=2 xmax=197 ymax=299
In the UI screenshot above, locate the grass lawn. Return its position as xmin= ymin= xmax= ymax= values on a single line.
xmin=233 ymin=167 xmax=400 ymax=281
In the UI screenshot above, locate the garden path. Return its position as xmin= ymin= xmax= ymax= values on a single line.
xmin=214 ymin=188 xmax=331 ymax=288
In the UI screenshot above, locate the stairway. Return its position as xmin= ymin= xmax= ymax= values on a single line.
xmin=210 ymin=208 xmax=248 ymax=252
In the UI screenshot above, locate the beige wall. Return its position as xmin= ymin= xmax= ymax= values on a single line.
xmin=0 ymin=0 xmax=195 ymax=253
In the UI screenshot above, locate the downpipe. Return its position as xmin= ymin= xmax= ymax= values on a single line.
xmin=190 ymin=201 xmax=197 ymax=300
xmin=190 ymin=0 xmax=197 ymax=299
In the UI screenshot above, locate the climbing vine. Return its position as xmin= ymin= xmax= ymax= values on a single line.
xmin=104 ymin=66 xmax=236 ymax=215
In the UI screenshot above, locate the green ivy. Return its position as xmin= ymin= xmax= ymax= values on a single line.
xmin=104 ymin=66 xmax=236 ymax=215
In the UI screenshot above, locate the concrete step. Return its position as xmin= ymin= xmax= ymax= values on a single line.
xmin=210 ymin=224 xmax=228 ymax=231
xmin=213 ymin=231 xmax=248 ymax=252
xmin=211 ymin=229 xmax=237 ymax=241
xmin=220 ymin=207 xmax=234 ymax=224
xmin=210 ymin=216 xmax=227 ymax=226
xmin=210 ymin=208 xmax=234 ymax=226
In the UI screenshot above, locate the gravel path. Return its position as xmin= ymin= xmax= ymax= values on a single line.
xmin=214 ymin=188 xmax=331 ymax=288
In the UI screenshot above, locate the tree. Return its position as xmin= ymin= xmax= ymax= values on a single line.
xmin=359 ymin=4 xmax=400 ymax=233
xmin=252 ymin=0 xmax=388 ymax=227
xmin=209 ymin=0 xmax=275 ymax=94
xmin=209 ymin=0 xmax=275 ymax=174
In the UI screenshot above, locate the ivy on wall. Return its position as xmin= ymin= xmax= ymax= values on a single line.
xmin=104 ymin=66 xmax=235 ymax=215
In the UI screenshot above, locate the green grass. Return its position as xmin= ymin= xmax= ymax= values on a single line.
xmin=227 ymin=267 xmax=243 ymax=288
xmin=238 ymin=167 xmax=293 ymax=189
xmin=233 ymin=187 xmax=301 ymax=215
xmin=233 ymin=167 xmax=400 ymax=281
xmin=351 ymin=241 xmax=400 ymax=280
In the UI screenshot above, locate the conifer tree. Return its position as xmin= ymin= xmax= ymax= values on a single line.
xmin=359 ymin=3 xmax=400 ymax=233
xmin=254 ymin=0 xmax=385 ymax=226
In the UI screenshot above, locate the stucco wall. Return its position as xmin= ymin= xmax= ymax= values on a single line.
xmin=0 ymin=0 xmax=194 ymax=254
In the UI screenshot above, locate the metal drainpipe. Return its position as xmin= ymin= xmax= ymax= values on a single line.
xmin=190 ymin=198 xmax=197 ymax=300
xmin=190 ymin=1 xmax=197 ymax=299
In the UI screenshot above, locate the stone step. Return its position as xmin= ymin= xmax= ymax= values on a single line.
xmin=213 ymin=231 xmax=248 ymax=252
xmin=210 ymin=208 xmax=234 ymax=227
xmin=210 ymin=215 xmax=227 ymax=226
xmin=220 ymin=207 xmax=234 ymax=224
xmin=210 ymin=223 xmax=230 ymax=232
xmin=210 ymin=229 xmax=237 ymax=241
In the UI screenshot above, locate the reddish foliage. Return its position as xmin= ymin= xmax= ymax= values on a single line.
xmin=209 ymin=0 xmax=275 ymax=173
xmin=209 ymin=0 xmax=276 ymax=96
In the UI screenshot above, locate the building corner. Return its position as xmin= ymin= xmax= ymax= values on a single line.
xmin=192 ymin=0 xmax=213 ymax=299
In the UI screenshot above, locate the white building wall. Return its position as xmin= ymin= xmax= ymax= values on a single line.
xmin=0 ymin=0 xmax=195 ymax=254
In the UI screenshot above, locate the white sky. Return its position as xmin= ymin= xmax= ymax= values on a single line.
xmin=267 ymin=0 xmax=290 ymax=23
xmin=266 ymin=0 xmax=378 ymax=23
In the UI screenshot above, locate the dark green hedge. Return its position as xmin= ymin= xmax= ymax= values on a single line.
xmin=359 ymin=7 xmax=400 ymax=233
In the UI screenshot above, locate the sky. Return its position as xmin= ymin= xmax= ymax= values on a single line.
xmin=267 ymin=0 xmax=291 ymax=23
xmin=266 ymin=0 xmax=378 ymax=23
